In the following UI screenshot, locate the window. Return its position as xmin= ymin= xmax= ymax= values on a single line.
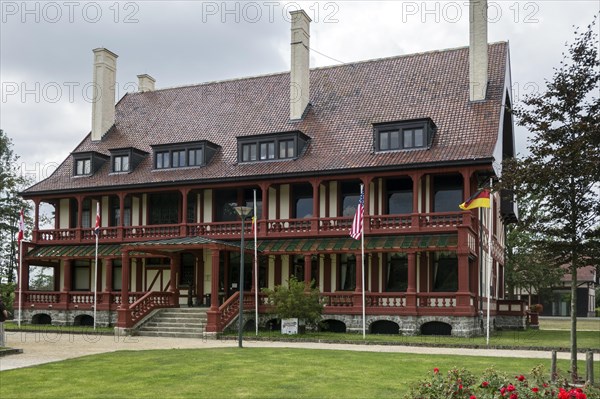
xmin=242 ymin=143 xmax=257 ymax=162
xmin=238 ymin=131 xmax=309 ymax=163
xmin=386 ymin=253 xmax=407 ymax=292
xmin=433 ymin=175 xmax=463 ymax=212
xmin=113 ymin=155 xmax=130 ymax=172
xmin=279 ymin=139 xmax=294 ymax=159
xmin=374 ymin=119 xmax=436 ymax=152
xmin=259 ymin=142 xmax=275 ymax=160
xmin=75 ymin=159 xmax=91 ymax=175
xmin=152 ymin=141 xmax=218 ymax=170
xmin=433 ymin=252 xmax=458 ymax=292
xmin=386 ymin=178 xmax=413 ymax=214
xmin=172 ymin=150 xmax=186 ymax=168
xmin=339 ymin=254 xmax=356 ymax=291
xmin=110 ymin=196 xmax=132 ymax=227
xmin=188 ymin=148 xmax=203 ymax=166
xmin=403 ymin=128 xmax=424 ymax=149
xmin=340 ymin=181 xmax=361 ymax=217
xmin=292 ymin=183 xmax=313 ymax=219
xmin=149 ymin=192 xmax=180 ymax=224
xmin=73 ymin=261 xmax=91 ymax=291
xmin=156 ymin=151 xmax=169 ymax=169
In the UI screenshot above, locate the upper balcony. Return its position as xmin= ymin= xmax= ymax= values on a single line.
xmin=32 ymin=211 xmax=476 ymax=245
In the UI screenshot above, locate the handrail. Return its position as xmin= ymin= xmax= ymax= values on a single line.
xmin=129 ymin=291 xmax=176 ymax=326
xmin=33 ymin=210 xmax=479 ymax=244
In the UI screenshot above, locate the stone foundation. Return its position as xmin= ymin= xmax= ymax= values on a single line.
xmin=245 ymin=313 xmax=516 ymax=337
xmin=19 ymin=309 xmax=117 ymax=327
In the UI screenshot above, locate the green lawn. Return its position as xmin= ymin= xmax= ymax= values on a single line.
xmin=231 ymin=329 xmax=600 ymax=351
xmin=1 ymin=348 xmax=598 ymax=399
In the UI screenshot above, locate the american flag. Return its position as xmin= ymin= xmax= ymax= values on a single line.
xmin=350 ymin=186 xmax=364 ymax=240
xmin=93 ymin=202 xmax=101 ymax=236
xmin=17 ymin=208 xmax=24 ymax=243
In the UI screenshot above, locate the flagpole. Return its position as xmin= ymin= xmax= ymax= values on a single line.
xmin=93 ymin=202 xmax=99 ymax=330
xmin=253 ymin=189 xmax=258 ymax=336
xmin=486 ymin=178 xmax=493 ymax=346
xmin=360 ymin=184 xmax=366 ymax=339
xmin=18 ymin=239 xmax=23 ymax=328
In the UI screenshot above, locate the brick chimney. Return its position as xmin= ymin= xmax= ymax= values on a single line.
xmin=290 ymin=10 xmax=311 ymax=120
xmin=137 ymin=74 xmax=156 ymax=92
xmin=469 ymin=0 xmax=488 ymax=102
xmin=91 ymin=48 xmax=118 ymax=141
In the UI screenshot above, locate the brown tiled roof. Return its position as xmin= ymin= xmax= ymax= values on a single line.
xmin=24 ymin=43 xmax=509 ymax=195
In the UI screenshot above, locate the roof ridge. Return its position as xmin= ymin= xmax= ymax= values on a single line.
xmin=129 ymin=41 xmax=508 ymax=95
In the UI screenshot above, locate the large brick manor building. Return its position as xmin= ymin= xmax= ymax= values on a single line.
xmin=19 ymin=4 xmax=521 ymax=337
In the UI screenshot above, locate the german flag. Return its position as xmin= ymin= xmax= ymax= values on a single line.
xmin=459 ymin=189 xmax=491 ymax=210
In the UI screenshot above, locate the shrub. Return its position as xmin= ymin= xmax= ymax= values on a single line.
xmin=405 ymin=365 xmax=600 ymax=399
xmin=262 ymin=276 xmax=324 ymax=329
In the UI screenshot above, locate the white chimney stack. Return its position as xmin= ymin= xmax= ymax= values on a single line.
xmin=290 ymin=10 xmax=311 ymax=120
xmin=469 ymin=0 xmax=488 ymax=102
xmin=91 ymin=48 xmax=118 ymax=141
xmin=137 ymin=74 xmax=156 ymax=92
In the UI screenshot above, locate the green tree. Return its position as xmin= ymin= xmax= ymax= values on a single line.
xmin=0 ymin=129 xmax=32 ymax=284
xmin=262 ymin=276 xmax=324 ymax=330
xmin=504 ymin=193 xmax=564 ymax=304
xmin=502 ymin=19 xmax=600 ymax=381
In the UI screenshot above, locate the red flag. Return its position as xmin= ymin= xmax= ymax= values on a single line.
xmin=350 ymin=186 xmax=364 ymax=240
xmin=94 ymin=202 xmax=101 ymax=235
xmin=17 ymin=208 xmax=24 ymax=243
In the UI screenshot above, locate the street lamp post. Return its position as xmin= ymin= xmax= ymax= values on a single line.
xmin=233 ymin=205 xmax=252 ymax=348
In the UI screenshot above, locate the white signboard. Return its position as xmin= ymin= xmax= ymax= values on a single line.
xmin=281 ymin=318 xmax=299 ymax=335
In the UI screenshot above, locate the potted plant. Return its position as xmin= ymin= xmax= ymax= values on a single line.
xmin=262 ymin=276 xmax=324 ymax=334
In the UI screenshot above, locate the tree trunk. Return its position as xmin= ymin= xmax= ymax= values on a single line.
xmin=570 ymin=261 xmax=578 ymax=382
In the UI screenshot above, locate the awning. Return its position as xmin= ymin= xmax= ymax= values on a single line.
xmin=27 ymin=244 xmax=123 ymax=259
xmin=26 ymin=234 xmax=457 ymax=260
xmin=255 ymin=234 xmax=457 ymax=254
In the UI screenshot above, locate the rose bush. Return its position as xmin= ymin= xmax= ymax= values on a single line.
xmin=405 ymin=365 xmax=600 ymax=399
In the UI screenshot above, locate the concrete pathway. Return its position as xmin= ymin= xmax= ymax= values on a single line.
xmin=0 ymin=330 xmax=593 ymax=371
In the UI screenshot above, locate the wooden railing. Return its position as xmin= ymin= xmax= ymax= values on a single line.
xmin=129 ymin=291 xmax=176 ymax=325
xmin=18 ymin=291 xmax=145 ymax=311
xmin=34 ymin=211 xmax=474 ymax=244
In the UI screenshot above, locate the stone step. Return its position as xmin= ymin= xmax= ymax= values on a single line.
xmin=144 ymin=321 xmax=205 ymax=328
xmin=135 ymin=308 xmax=208 ymax=339
xmin=139 ymin=325 xmax=204 ymax=333
xmin=137 ymin=331 xmax=207 ymax=339
xmin=153 ymin=317 xmax=207 ymax=323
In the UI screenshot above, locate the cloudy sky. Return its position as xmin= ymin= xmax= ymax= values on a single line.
xmin=1 ymin=0 xmax=598 ymax=184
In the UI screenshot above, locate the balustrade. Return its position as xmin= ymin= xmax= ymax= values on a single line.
xmin=34 ymin=210 xmax=473 ymax=244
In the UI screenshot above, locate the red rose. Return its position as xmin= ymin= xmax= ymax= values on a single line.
xmin=507 ymin=384 xmax=516 ymax=392
xmin=433 ymin=368 xmax=439 ymax=374
xmin=510 ymin=394 xmax=518 ymax=399
xmin=532 ymin=387 xmax=539 ymax=393
xmin=517 ymin=375 xmax=525 ymax=381
xmin=482 ymin=381 xmax=489 ymax=388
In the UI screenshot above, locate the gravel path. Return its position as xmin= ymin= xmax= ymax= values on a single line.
xmin=0 ymin=331 xmax=592 ymax=371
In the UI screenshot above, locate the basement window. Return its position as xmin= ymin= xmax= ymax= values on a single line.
xmin=374 ymin=118 xmax=437 ymax=152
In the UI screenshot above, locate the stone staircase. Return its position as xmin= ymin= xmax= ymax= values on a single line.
xmin=136 ymin=308 xmax=208 ymax=338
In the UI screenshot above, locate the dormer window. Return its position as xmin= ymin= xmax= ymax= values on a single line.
xmin=113 ymin=155 xmax=129 ymax=172
xmin=76 ymin=158 xmax=91 ymax=175
xmin=238 ymin=131 xmax=310 ymax=163
xmin=72 ymin=151 xmax=108 ymax=177
xmin=374 ymin=118 xmax=436 ymax=152
xmin=109 ymin=147 xmax=147 ymax=174
xmin=151 ymin=141 xmax=219 ymax=170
